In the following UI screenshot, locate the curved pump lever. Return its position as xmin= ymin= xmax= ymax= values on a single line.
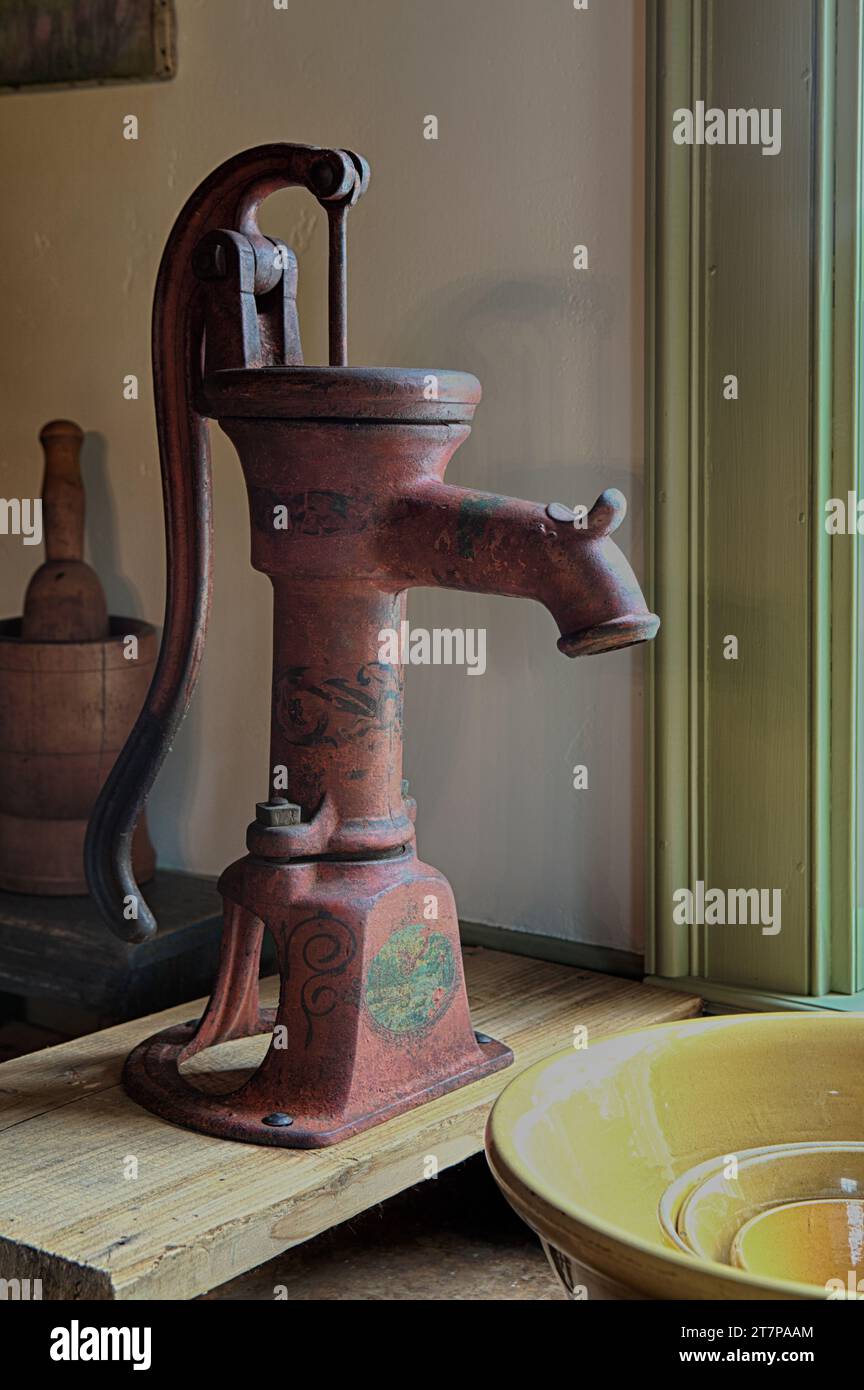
xmin=85 ymin=144 xmax=370 ymax=943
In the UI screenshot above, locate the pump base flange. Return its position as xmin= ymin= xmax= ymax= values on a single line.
xmin=123 ymin=1011 xmax=512 ymax=1148
xmin=121 ymin=850 xmax=514 ymax=1147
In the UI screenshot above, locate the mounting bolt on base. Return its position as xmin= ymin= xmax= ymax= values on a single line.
xmin=261 ymin=1112 xmax=294 ymax=1128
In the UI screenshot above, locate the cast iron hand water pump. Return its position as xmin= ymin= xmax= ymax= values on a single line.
xmin=86 ymin=144 xmax=659 ymax=1147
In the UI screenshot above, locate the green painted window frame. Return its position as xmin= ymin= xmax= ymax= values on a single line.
xmin=645 ymin=0 xmax=864 ymax=1010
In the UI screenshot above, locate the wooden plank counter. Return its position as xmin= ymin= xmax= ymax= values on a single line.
xmin=0 ymin=948 xmax=701 ymax=1300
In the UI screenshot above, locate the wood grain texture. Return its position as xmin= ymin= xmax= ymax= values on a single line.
xmin=0 ymin=949 xmax=700 ymax=1300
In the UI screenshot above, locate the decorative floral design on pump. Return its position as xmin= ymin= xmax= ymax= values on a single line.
xmin=365 ymin=925 xmax=457 ymax=1038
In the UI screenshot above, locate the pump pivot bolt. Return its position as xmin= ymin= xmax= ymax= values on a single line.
xmin=255 ymin=798 xmax=302 ymax=827
xmin=309 ymin=158 xmax=338 ymax=197
xmin=191 ymin=239 xmax=227 ymax=281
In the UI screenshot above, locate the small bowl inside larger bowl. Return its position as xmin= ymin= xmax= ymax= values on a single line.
xmin=671 ymin=1142 xmax=864 ymax=1264
xmin=730 ymin=1197 xmax=864 ymax=1287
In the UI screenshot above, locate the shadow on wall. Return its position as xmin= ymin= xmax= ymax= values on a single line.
xmin=80 ymin=428 xmax=205 ymax=872
xmin=386 ymin=267 xmax=645 ymax=948
xmin=387 ymin=270 xmax=623 ymax=494
xmin=81 ymin=431 xmax=144 ymax=620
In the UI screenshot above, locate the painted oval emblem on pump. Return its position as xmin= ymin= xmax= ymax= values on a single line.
xmin=365 ymin=924 xmax=456 ymax=1036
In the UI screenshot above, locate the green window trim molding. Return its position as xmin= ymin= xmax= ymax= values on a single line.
xmin=645 ymin=0 xmax=864 ymax=1008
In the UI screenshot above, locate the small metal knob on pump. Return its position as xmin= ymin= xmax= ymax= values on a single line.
xmin=255 ymin=798 xmax=302 ymax=827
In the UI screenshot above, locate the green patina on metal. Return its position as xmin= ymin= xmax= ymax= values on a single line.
xmin=455 ymin=494 xmax=503 ymax=560
xmin=365 ymin=924 xmax=456 ymax=1035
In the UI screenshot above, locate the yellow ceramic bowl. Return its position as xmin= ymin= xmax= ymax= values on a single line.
xmin=485 ymin=1013 xmax=864 ymax=1300
xmin=676 ymin=1142 xmax=864 ymax=1263
xmin=730 ymin=1198 xmax=864 ymax=1285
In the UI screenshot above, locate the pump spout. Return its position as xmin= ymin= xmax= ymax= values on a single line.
xmin=381 ymin=482 xmax=659 ymax=656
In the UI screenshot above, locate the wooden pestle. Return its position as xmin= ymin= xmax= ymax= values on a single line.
xmin=21 ymin=421 xmax=109 ymax=642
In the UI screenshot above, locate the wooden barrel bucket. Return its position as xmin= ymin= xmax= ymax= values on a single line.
xmin=0 ymin=616 xmax=157 ymax=894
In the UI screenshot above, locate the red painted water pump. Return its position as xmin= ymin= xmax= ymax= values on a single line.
xmin=86 ymin=144 xmax=659 ymax=1147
